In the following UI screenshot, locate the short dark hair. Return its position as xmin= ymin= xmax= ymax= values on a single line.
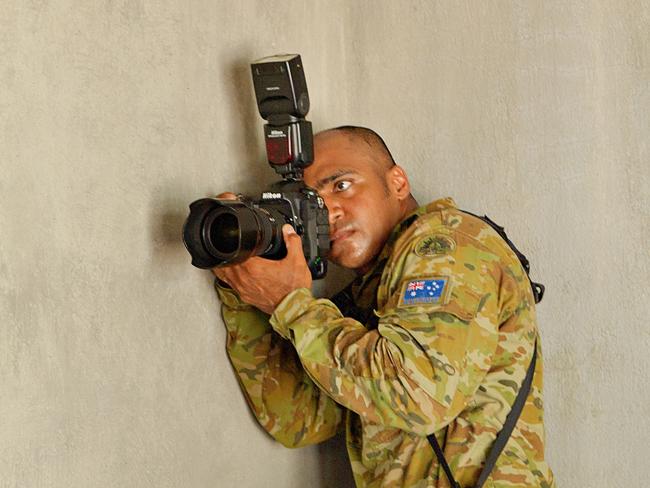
xmin=318 ymin=125 xmax=395 ymax=195
xmin=322 ymin=125 xmax=396 ymax=171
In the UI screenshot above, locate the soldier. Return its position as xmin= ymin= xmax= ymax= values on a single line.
xmin=213 ymin=126 xmax=555 ymax=487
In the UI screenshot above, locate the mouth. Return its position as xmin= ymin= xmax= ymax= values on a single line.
xmin=330 ymin=228 xmax=355 ymax=245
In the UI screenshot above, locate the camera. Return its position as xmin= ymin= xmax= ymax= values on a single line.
xmin=182 ymin=54 xmax=330 ymax=279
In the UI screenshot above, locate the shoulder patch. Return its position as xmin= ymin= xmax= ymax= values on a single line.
xmin=399 ymin=277 xmax=449 ymax=307
xmin=414 ymin=234 xmax=456 ymax=257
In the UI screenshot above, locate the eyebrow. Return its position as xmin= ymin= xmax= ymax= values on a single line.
xmin=314 ymin=169 xmax=358 ymax=191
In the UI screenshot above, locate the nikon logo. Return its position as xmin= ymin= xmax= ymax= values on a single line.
xmin=266 ymin=86 xmax=280 ymax=91
xmin=262 ymin=192 xmax=282 ymax=199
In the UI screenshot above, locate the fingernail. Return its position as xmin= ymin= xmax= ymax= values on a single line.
xmin=284 ymin=224 xmax=296 ymax=234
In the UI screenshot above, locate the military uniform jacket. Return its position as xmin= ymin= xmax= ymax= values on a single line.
xmin=216 ymin=198 xmax=555 ymax=487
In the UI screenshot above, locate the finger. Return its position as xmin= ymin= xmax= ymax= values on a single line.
xmin=282 ymin=224 xmax=304 ymax=259
xmin=212 ymin=266 xmax=229 ymax=283
xmin=244 ymin=256 xmax=268 ymax=267
xmin=216 ymin=263 xmax=240 ymax=281
xmin=216 ymin=192 xmax=238 ymax=200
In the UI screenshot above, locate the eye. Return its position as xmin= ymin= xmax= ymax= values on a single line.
xmin=334 ymin=180 xmax=352 ymax=192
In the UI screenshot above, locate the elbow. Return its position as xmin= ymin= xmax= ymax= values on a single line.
xmin=276 ymin=437 xmax=310 ymax=449
xmin=270 ymin=423 xmax=339 ymax=449
xmin=272 ymin=433 xmax=312 ymax=449
xmin=272 ymin=430 xmax=306 ymax=449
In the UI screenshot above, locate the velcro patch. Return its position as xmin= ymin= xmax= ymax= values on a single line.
xmin=400 ymin=278 xmax=449 ymax=306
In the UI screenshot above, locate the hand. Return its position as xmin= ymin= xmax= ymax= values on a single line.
xmin=214 ymin=191 xmax=238 ymax=200
xmin=212 ymin=224 xmax=312 ymax=314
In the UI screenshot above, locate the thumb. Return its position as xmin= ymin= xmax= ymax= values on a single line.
xmin=282 ymin=224 xmax=303 ymax=257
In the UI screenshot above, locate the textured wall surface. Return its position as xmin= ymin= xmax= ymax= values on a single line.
xmin=1 ymin=1 xmax=648 ymax=487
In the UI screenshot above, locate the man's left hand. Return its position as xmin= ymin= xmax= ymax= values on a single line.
xmin=212 ymin=224 xmax=312 ymax=314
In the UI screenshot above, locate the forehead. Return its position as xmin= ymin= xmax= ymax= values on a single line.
xmin=304 ymin=132 xmax=376 ymax=186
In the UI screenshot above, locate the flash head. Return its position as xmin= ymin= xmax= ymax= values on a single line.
xmin=182 ymin=54 xmax=329 ymax=278
xmin=251 ymin=54 xmax=313 ymax=177
xmin=251 ymin=54 xmax=310 ymax=121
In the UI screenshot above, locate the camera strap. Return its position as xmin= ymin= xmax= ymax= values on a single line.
xmin=427 ymin=344 xmax=536 ymax=488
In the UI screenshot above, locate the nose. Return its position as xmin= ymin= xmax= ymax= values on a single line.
xmin=324 ymin=196 xmax=343 ymax=226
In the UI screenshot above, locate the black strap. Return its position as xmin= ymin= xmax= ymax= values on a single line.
xmin=475 ymin=344 xmax=537 ymax=487
xmin=427 ymin=344 xmax=537 ymax=487
xmin=427 ymin=428 xmax=461 ymax=488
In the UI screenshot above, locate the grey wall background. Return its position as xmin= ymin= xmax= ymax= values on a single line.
xmin=1 ymin=1 xmax=648 ymax=487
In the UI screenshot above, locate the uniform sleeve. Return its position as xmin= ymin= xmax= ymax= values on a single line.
xmin=215 ymin=280 xmax=343 ymax=448
xmin=269 ymin=229 xmax=502 ymax=436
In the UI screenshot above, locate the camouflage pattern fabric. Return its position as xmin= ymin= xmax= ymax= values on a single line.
xmin=217 ymin=197 xmax=555 ymax=487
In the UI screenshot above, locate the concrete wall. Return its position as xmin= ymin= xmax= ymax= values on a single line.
xmin=1 ymin=1 xmax=648 ymax=487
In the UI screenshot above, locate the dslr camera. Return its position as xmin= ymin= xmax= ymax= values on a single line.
xmin=182 ymin=54 xmax=330 ymax=279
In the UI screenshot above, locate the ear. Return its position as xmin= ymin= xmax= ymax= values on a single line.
xmin=386 ymin=165 xmax=411 ymax=201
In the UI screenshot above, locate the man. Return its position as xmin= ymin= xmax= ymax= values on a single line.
xmin=213 ymin=127 xmax=555 ymax=487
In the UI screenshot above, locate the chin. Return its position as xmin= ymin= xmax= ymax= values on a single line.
xmin=329 ymin=244 xmax=371 ymax=271
xmin=331 ymin=256 xmax=364 ymax=271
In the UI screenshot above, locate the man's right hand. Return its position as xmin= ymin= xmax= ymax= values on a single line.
xmin=210 ymin=191 xmax=312 ymax=314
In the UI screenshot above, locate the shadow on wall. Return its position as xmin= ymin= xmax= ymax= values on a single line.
xmin=146 ymin=51 xmax=273 ymax=280
xmin=317 ymin=432 xmax=356 ymax=488
xmin=146 ymin=51 xmax=357 ymax=487
xmin=223 ymin=52 xmax=274 ymax=195
xmin=147 ymin=185 xmax=195 ymax=280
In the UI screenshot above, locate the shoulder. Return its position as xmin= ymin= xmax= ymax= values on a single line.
xmin=391 ymin=203 xmax=526 ymax=275
xmin=411 ymin=205 xmax=502 ymax=245
xmin=379 ymin=204 xmax=529 ymax=318
xmin=390 ymin=206 xmax=500 ymax=266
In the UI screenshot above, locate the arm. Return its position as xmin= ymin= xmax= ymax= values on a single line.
xmin=216 ymin=281 xmax=343 ymax=448
xmin=268 ymin=230 xmax=508 ymax=436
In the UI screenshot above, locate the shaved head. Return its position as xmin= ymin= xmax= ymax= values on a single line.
xmin=305 ymin=126 xmax=418 ymax=272
xmin=315 ymin=126 xmax=396 ymax=179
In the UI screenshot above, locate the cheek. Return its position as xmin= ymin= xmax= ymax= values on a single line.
xmin=355 ymin=202 xmax=385 ymax=236
xmin=344 ymin=217 xmax=380 ymax=258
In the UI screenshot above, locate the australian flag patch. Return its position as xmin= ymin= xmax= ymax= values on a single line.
xmin=401 ymin=278 xmax=448 ymax=306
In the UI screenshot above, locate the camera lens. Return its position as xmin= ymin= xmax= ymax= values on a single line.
xmin=208 ymin=212 xmax=239 ymax=255
xmin=201 ymin=207 xmax=246 ymax=259
xmin=182 ymin=198 xmax=286 ymax=269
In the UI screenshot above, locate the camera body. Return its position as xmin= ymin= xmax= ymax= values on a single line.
xmin=182 ymin=54 xmax=330 ymax=279
xmin=254 ymin=179 xmax=329 ymax=277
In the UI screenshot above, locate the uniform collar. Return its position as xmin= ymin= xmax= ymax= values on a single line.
xmin=356 ymin=197 xmax=457 ymax=286
xmin=421 ymin=196 xmax=457 ymax=213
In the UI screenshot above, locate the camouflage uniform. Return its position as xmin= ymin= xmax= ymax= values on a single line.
xmin=216 ymin=198 xmax=555 ymax=487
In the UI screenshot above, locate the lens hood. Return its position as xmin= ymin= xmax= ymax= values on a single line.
xmin=182 ymin=198 xmax=281 ymax=269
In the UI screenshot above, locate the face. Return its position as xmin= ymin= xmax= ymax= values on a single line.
xmin=304 ymin=132 xmax=410 ymax=273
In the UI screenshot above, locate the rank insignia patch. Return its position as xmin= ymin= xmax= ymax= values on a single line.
xmin=415 ymin=234 xmax=456 ymax=257
xmin=400 ymin=278 xmax=448 ymax=306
